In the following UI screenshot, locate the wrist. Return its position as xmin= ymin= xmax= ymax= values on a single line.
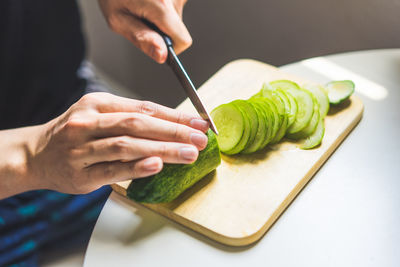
xmin=0 ymin=123 xmax=49 ymax=198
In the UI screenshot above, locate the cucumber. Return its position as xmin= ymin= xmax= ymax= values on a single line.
xmin=242 ymin=102 xmax=267 ymax=154
xmin=267 ymin=91 xmax=289 ymax=144
xmin=300 ymin=118 xmax=325 ymax=149
xmin=287 ymin=98 xmax=320 ymax=140
xmin=232 ymin=100 xmax=259 ymax=151
xmin=127 ymin=130 xmax=221 ymax=203
xmin=303 ymin=84 xmax=330 ymax=118
xmin=224 ymin=101 xmax=252 ymax=154
xmin=285 ymin=88 xmax=314 ymax=134
xmin=269 ymin=80 xmax=314 ymax=134
xmin=249 ymin=99 xmax=274 ymax=149
xmin=325 ymin=80 xmax=355 ymax=105
xmin=210 ymin=103 xmax=244 ymax=152
xmin=250 ymin=97 xmax=279 ymax=148
xmin=277 ymin=88 xmax=298 ymax=127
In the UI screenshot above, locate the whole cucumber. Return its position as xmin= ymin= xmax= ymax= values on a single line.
xmin=127 ymin=130 xmax=221 ymax=203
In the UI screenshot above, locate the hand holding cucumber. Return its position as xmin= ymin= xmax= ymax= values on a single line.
xmin=8 ymin=93 xmax=209 ymax=197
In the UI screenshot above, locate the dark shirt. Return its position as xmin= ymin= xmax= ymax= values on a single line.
xmin=0 ymin=0 xmax=86 ymax=130
xmin=0 ymin=2 xmax=111 ymax=266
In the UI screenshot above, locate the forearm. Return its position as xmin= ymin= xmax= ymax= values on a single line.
xmin=0 ymin=125 xmax=43 ymax=199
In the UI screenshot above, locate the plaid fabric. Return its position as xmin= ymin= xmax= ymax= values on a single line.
xmin=0 ymin=186 xmax=111 ymax=266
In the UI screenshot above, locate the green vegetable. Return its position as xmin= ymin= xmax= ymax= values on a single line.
xmin=210 ymin=104 xmax=244 ymax=152
xmin=326 ymin=80 xmax=355 ymax=105
xmin=210 ymin=79 xmax=354 ymax=155
xmin=303 ymin=84 xmax=330 ymax=118
xmin=300 ymin=118 xmax=325 ymax=149
xmin=232 ymin=100 xmax=259 ymax=152
xmin=127 ymin=130 xmax=221 ymax=203
xmin=241 ymin=102 xmax=267 ymax=154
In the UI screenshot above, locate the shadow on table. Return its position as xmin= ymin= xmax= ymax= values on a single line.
xmin=111 ymin=192 xmax=262 ymax=253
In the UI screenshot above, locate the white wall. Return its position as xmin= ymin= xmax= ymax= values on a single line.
xmin=79 ymin=0 xmax=400 ymax=107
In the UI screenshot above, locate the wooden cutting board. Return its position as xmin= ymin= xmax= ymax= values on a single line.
xmin=112 ymin=59 xmax=364 ymax=246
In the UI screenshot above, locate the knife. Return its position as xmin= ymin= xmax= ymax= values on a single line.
xmin=144 ymin=21 xmax=219 ymax=135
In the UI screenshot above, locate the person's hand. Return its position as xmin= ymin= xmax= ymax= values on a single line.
xmin=98 ymin=0 xmax=192 ymax=63
xmin=28 ymin=93 xmax=209 ymax=194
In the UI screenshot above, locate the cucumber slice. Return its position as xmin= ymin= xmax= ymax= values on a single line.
xmin=249 ymin=98 xmax=276 ymax=149
xmin=303 ymin=84 xmax=330 ymax=118
xmin=277 ymin=88 xmax=298 ymax=127
xmin=300 ymin=118 xmax=325 ymax=149
xmin=211 ymin=103 xmax=245 ymax=152
xmin=284 ymin=88 xmax=314 ymax=134
xmin=231 ymin=100 xmax=259 ymax=151
xmin=269 ymin=80 xmax=301 ymax=91
xmin=242 ymin=102 xmax=267 ymax=153
xmin=287 ymin=98 xmax=320 ymax=140
xmin=326 ymin=80 xmax=355 ymax=105
xmin=268 ymin=91 xmax=288 ymax=144
xmin=250 ymin=97 xmax=280 ymax=147
xmin=224 ymin=101 xmax=252 ymax=154
xmin=269 ymin=80 xmax=313 ymax=134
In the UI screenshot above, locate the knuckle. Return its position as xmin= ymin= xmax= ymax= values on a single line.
xmin=110 ymin=136 xmax=131 ymax=156
xmin=156 ymin=143 xmax=168 ymax=158
xmin=182 ymin=35 xmax=193 ymax=48
xmin=172 ymin=123 xmax=186 ymax=140
xmin=133 ymin=30 xmax=152 ymax=46
xmin=122 ymin=114 xmax=143 ymax=130
xmin=78 ymin=92 xmax=110 ymax=107
xmin=139 ymin=101 xmax=157 ymax=116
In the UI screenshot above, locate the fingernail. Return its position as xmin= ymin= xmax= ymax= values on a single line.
xmin=190 ymin=133 xmax=208 ymax=149
xmin=143 ymin=158 xmax=162 ymax=172
xmin=190 ymin=119 xmax=209 ymax=132
xmin=179 ymin=146 xmax=198 ymax=161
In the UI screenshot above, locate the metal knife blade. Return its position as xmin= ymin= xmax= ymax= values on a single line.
xmin=143 ymin=20 xmax=218 ymax=135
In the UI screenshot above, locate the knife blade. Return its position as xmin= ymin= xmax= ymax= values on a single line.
xmin=143 ymin=21 xmax=218 ymax=135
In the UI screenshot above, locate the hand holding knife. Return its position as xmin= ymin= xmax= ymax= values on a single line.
xmin=144 ymin=21 xmax=219 ymax=135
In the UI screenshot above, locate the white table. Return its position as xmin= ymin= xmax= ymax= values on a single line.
xmin=84 ymin=49 xmax=400 ymax=267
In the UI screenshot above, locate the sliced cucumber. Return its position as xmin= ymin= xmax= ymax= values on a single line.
xmin=249 ymin=98 xmax=276 ymax=149
xmin=269 ymin=80 xmax=301 ymax=92
xmin=277 ymin=88 xmax=298 ymax=127
xmin=252 ymin=97 xmax=280 ymax=142
xmin=232 ymin=100 xmax=259 ymax=151
xmin=211 ymin=103 xmax=245 ymax=152
xmin=287 ymin=98 xmax=320 ymax=140
xmin=268 ymin=91 xmax=288 ymax=144
xmin=300 ymin=118 xmax=325 ymax=149
xmin=303 ymin=84 xmax=330 ymax=118
xmin=284 ymin=88 xmax=314 ymax=135
xmin=325 ymin=80 xmax=355 ymax=105
xmin=224 ymin=102 xmax=252 ymax=154
xmin=242 ymin=102 xmax=267 ymax=154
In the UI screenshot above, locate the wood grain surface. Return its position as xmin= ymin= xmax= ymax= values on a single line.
xmin=112 ymin=59 xmax=364 ymax=246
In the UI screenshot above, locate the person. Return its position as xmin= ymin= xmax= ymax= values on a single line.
xmin=0 ymin=0 xmax=206 ymax=265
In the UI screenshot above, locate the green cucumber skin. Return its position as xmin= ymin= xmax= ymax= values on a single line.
xmin=127 ymin=130 xmax=221 ymax=203
xmin=326 ymin=80 xmax=355 ymax=105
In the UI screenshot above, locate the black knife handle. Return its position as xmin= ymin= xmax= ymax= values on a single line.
xmin=142 ymin=20 xmax=173 ymax=48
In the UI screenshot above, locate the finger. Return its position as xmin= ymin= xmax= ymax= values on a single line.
xmin=85 ymin=93 xmax=209 ymax=132
xmin=114 ymin=13 xmax=168 ymax=63
xmin=137 ymin=3 xmax=192 ymax=55
xmin=90 ymin=113 xmax=208 ymax=150
xmin=86 ymin=156 xmax=163 ymax=184
xmin=78 ymin=136 xmax=199 ymax=166
xmin=172 ymin=0 xmax=187 ymax=17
